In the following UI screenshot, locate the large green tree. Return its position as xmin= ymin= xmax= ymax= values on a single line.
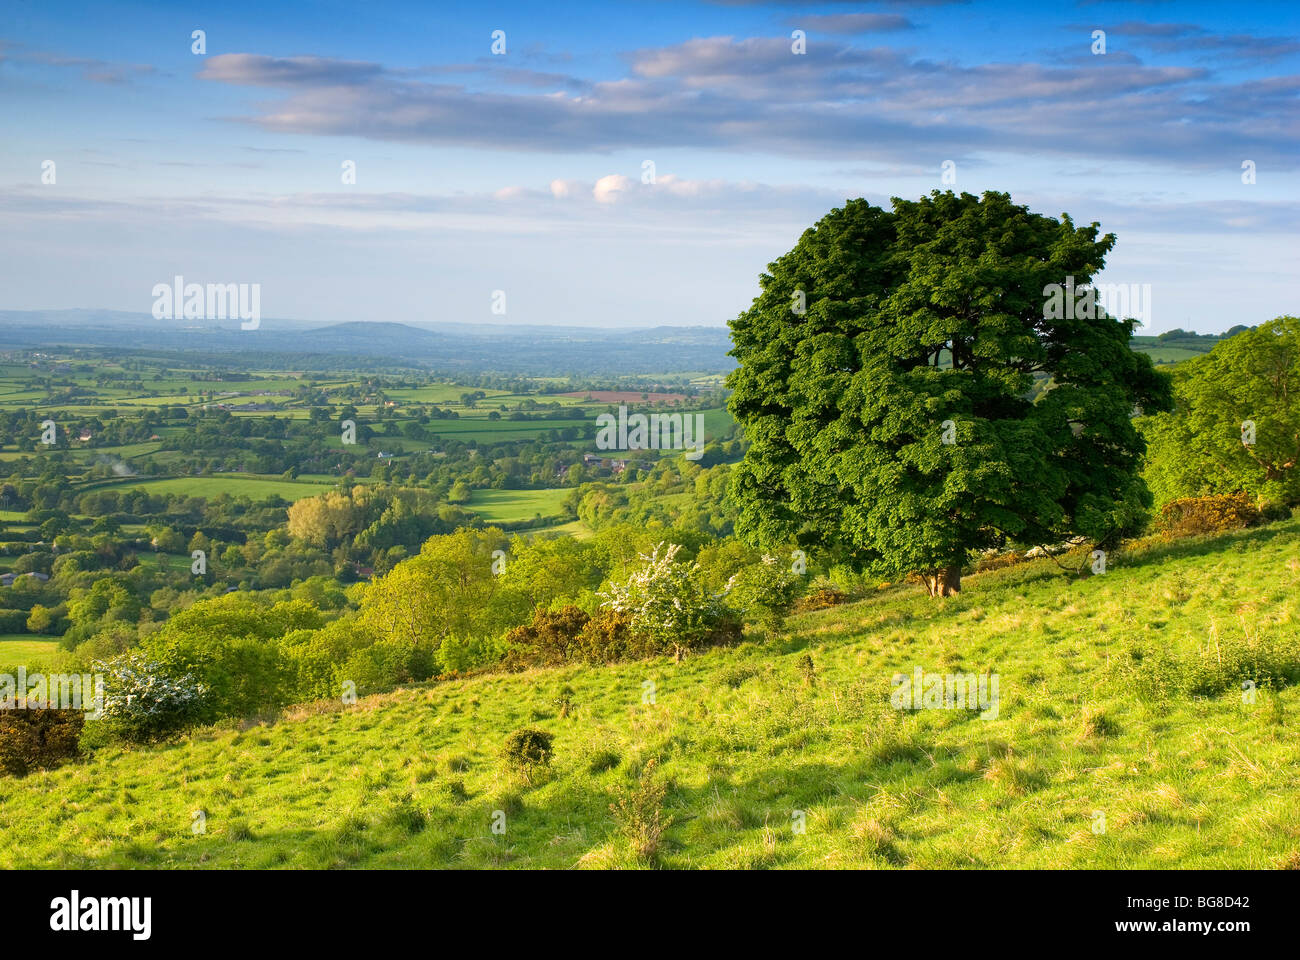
xmin=1140 ymin=316 xmax=1300 ymax=507
xmin=727 ymin=190 xmax=1171 ymax=596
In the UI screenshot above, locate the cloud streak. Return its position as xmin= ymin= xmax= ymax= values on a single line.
xmin=195 ymin=37 xmax=1298 ymax=169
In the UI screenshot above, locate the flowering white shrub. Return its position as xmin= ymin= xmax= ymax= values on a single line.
xmin=726 ymin=554 xmax=804 ymax=631
xmin=599 ymin=543 xmax=737 ymax=659
xmin=94 ymin=654 xmax=208 ymax=742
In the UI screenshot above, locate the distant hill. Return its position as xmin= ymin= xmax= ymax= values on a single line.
xmin=1130 ymin=330 xmax=1231 ymax=365
xmin=0 ymin=310 xmax=1236 ymax=375
xmin=0 ymin=312 xmax=736 ymax=376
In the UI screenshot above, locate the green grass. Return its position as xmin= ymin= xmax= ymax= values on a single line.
xmin=468 ymin=488 xmax=571 ymax=523
xmin=0 ymin=635 xmax=61 ymax=672
xmin=103 ymin=475 xmax=340 ymax=502
xmin=2 ymin=521 xmax=1298 ymax=868
xmin=532 ymin=519 xmax=593 ymax=539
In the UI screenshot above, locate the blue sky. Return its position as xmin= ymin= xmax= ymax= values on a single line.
xmin=1 ymin=0 xmax=1296 ymax=332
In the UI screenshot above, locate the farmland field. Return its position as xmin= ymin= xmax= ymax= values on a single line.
xmin=0 ymin=636 xmax=60 ymax=672
xmin=100 ymin=475 xmax=341 ymax=502
xmin=468 ymin=488 xmax=571 ymax=522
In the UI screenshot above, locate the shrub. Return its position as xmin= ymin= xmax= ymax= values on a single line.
xmin=0 ymin=608 xmax=29 ymax=633
xmin=1158 ymin=494 xmax=1261 ymax=538
xmin=335 ymin=634 xmax=437 ymax=697
xmin=502 ymin=727 xmax=553 ymax=779
xmin=1259 ymin=500 xmax=1292 ymax=524
xmin=0 ymin=706 xmax=84 ymax=776
xmin=796 ymin=582 xmax=849 ymax=611
xmin=1110 ymin=629 xmax=1300 ymax=701
xmin=609 ymin=756 xmax=671 ymax=862
xmin=502 ymin=605 xmax=591 ymax=669
xmin=95 ymin=653 xmax=208 ymax=743
xmin=599 ymin=543 xmax=738 ymax=660
xmin=436 ymin=632 xmax=506 ymax=675
xmin=797 ymin=653 xmax=816 ymax=687
xmin=726 ymin=555 xmax=803 ymax=631
xmin=574 ymin=610 xmax=640 ymax=663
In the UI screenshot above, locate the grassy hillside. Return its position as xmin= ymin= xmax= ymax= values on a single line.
xmin=3 ymin=521 xmax=1297 ymax=869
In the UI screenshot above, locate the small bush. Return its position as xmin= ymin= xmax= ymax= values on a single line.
xmin=0 ymin=706 xmax=84 ymax=777
xmin=719 ymin=665 xmax=758 ymax=689
xmin=726 ymin=555 xmax=803 ymax=631
xmin=1258 ymin=500 xmax=1292 ymax=524
xmin=796 ymin=579 xmax=849 ymax=611
xmin=574 ymin=610 xmax=638 ymax=663
xmin=599 ymin=543 xmax=739 ymax=660
xmin=1158 ymin=494 xmax=1260 ymax=538
xmin=610 ymin=756 xmax=671 ymax=862
xmin=502 ymin=727 xmax=553 ymax=777
xmin=94 ymin=653 xmax=207 ymax=743
xmin=797 ymin=653 xmax=816 ymax=687
xmin=502 ymin=606 xmax=591 ymax=669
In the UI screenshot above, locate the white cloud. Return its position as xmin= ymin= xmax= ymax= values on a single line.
xmin=593 ymin=174 xmax=632 ymax=204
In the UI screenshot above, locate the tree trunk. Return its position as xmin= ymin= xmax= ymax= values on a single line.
xmin=923 ymin=565 xmax=962 ymax=597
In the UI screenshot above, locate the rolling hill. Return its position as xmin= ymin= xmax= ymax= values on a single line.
xmin=3 ymin=518 xmax=1297 ymax=869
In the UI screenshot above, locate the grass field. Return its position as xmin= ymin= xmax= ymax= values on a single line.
xmin=104 ymin=475 xmax=340 ymax=502
xmin=2 ymin=520 xmax=1297 ymax=868
xmin=0 ymin=635 xmax=60 ymax=672
xmin=533 ymin=519 xmax=592 ymax=539
xmin=468 ymin=488 xmax=571 ymax=522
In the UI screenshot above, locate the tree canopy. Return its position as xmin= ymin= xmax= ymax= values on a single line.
xmin=726 ymin=190 xmax=1171 ymax=595
xmin=1140 ymin=316 xmax=1300 ymax=507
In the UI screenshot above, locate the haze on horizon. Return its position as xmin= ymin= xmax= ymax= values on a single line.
xmin=1 ymin=0 xmax=1297 ymax=335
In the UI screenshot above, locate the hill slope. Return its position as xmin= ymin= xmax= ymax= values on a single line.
xmin=3 ymin=521 xmax=1298 ymax=869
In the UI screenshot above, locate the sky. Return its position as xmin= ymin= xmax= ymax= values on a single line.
xmin=1 ymin=0 xmax=1296 ymax=333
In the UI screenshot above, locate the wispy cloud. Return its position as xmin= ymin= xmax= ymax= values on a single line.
xmin=784 ymin=13 xmax=915 ymax=34
xmin=0 ymin=41 xmax=155 ymax=84
xmin=194 ymin=37 xmax=1296 ymax=170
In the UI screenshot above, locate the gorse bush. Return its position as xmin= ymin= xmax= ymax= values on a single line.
xmin=795 ymin=576 xmax=850 ymax=611
xmin=502 ymin=727 xmax=553 ymax=777
xmin=1158 ymin=494 xmax=1261 ymax=538
xmin=95 ymin=654 xmax=207 ymax=743
xmin=502 ymin=605 xmax=592 ymax=668
xmin=502 ymin=606 xmax=668 ymax=668
xmin=574 ymin=610 xmax=642 ymax=663
xmin=599 ymin=543 xmax=740 ymax=660
xmin=0 ymin=706 xmax=84 ymax=776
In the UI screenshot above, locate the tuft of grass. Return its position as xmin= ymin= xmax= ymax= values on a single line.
xmin=610 ymin=757 xmax=671 ymax=863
